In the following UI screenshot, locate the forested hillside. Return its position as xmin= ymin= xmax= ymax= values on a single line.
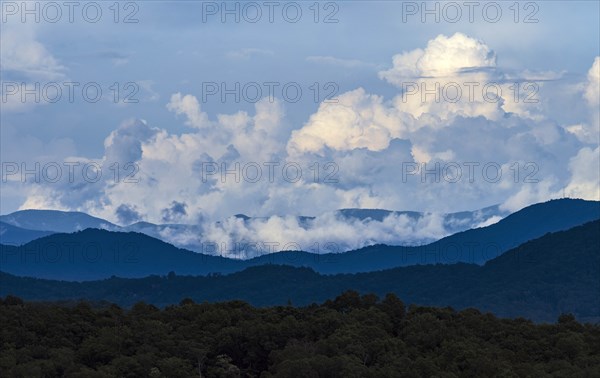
xmin=1 ymin=293 xmax=599 ymax=377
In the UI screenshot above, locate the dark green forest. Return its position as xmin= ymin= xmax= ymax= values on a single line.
xmin=2 ymin=294 xmax=600 ymax=377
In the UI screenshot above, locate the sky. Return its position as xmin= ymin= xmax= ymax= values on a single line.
xmin=1 ymin=1 xmax=599 ymax=239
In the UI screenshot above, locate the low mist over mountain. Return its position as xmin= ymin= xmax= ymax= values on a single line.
xmin=1 ymin=199 xmax=597 ymax=281
xmin=0 ymin=204 xmax=510 ymax=253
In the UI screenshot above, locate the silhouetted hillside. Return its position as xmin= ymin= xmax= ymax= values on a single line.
xmin=0 ymin=222 xmax=54 ymax=246
xmin=0 ymin=229 xmax=246 ymax=281
xmin=311 ymin=198 xmax=600 ymax=272
xmin=3 ymin=199 xmax=597 ymax=280
xmin=2 ymin=220 xmax=598 ymax=322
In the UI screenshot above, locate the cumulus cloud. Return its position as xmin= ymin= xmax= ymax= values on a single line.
xmin=166 ymin=93 xmax=211 ymax=129
xmin=564 ymin=146 xmax=600 ymax=200
xmin=378 ymin=33 xmax=545 ymax=121
xmin=287 ymin=89 xmax=414 ymax=154
xmin=291 ymin=32 xmax=546 ymax=166
xmin=7 ymin=33 xmax=599 ymax=256
xmin=584 ymin=57 xmax=600 ymax=108
xmin=564 ymin=57 xmax=600 ymax=143
xmin=379 ymin=33 xmax=496 ymax=80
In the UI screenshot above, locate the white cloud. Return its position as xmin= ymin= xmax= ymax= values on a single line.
xmin=380 ymin=33 xmax=496 ymax=80
xmin=199 ymin=211 xmax=466 ymax=258
xmin=166 ymin=93 xmax=211 ymax=129
xmin=287 ymin=88 xmax=415 ymax=154
xmin=379 ymin=33 xmax=545 ymax=121
xmin=6 ymin=33 xmax=599 ymax=255
xmin=564 ymin=146 xmax=600 ymax=200
xmin=500 ymin=179 xmax=561 ymax=213
xmin=564 ymin=57 xmax=600 ymax=143
xmin=584 ymin=57 xmax=600 ymax=108
xmin=474 ymin=215 xmax=503 ymax=228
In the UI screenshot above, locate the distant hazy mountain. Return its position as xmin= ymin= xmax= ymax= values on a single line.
xmin=0 ymin=222 xmax=54 ymax=246
xmin=0 ymin=211 xmax=207 ymax=253
xmin=0 ymin=210 xmax=117 ymax=233
xmin=2 ymin=219 xmax=598 ymax=323
xmin=134 ymin=204 xmax=508 ymax=252
xmin=222 ymin=205 xmax=508 ymax=252
xmin=336 ymin=204 xmax=505 ymax=234
xmin=1 ymin=199 xmax=597 ymax=281
xmin=0 ymin=205 xmax=509 ymax=254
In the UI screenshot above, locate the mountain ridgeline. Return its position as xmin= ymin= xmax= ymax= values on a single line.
xmin=1 ymin=199 xmax=598 ymax=281
xmin=0 ymin=209 xmax=117 ymax=233
xmin=0 ymin=204 xmax=510 ymax=250
xmin=2 ymin=219 xmax=599 ymax=323
xmin=0 ymin=222 xmax=54 ymax=246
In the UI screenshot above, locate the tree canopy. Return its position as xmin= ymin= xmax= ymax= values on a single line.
xmin=1 ymin=293 xmax=599 ymax=377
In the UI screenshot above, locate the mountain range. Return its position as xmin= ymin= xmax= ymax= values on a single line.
xmin=2 ymin=219 xmax=598 ymax=323
xmin=0 ymin=204 xmax=509 ymax=252
xmin=1 ymin=199 xmax=598 ymax=281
